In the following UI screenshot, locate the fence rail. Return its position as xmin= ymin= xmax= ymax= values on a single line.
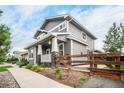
xmin=54 ymin=51 xmax=124 ymax=80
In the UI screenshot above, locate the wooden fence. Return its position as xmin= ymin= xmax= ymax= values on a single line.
xmin=54 ymin=52 xmax=124 ymax=80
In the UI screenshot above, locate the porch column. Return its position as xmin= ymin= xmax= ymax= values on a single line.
xmin=51 ymin=36 xmax=59 ymax=67
xmin=52 ymin=36 xmax=58 ymax=52
xmin=33 ymin=46 xmax=37 ymax=65
xmin=38 ymin=44 xmax=42 ymax=55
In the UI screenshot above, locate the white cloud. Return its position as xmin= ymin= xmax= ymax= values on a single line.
xmin=0 ymin=5 xmax=47 ymax=52
xmin=70 ymin=6 xmax=124 ymax=51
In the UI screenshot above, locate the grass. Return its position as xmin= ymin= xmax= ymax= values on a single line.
xmin=0 ymin=66 xmax=12 ymax=72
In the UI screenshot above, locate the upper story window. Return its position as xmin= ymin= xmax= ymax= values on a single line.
xmin=82 ymin=32 xmax=87 ymax=41
xmin=58 ymin=22 xmax=66 ymax=31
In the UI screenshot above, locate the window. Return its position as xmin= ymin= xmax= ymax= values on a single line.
xmin=58 ymin=43 xmax=64 ymax=55
xmin=82 ymin=32 xmax=87 ymax=41
xmin=58 ymin=23 xmax=66 ymax=31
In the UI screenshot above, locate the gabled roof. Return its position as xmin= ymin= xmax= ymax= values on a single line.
xmin=34 ymin=29 xmax=47 ymax=39
xmin=35 ymin=14 xmax=97 ymax=40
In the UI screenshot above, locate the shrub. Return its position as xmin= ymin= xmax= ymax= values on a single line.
xmin=6 ymin=56 xmax=18 ymax=64
xmin=25 ymin=64 xmax=33 ymax=69
xmin=0 ymin=56 xmax=6 ymax=64
xmin=31 ymin=65 xmax=41 ymax=72
xmin=120 ymin=65 xmax=124 ymax=71
xmin=55 ymin=68 xmax=63 ymax=80
xmin=16 ymin=60 xmax=28 ymax=68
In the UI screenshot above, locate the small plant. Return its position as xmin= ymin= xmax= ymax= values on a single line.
xmin=80 ymin=77 xmax=87 ymax=85
xmin=31 ymin=65 xmax=41 ymax=72
xmin=25 ymin=64 xmax=33 ymax=69
xmin=55 ymin=68 xmax=63 ymax=80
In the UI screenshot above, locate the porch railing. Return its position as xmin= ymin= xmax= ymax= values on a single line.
xmin=41 ymin=54 xmax=51 ymax=63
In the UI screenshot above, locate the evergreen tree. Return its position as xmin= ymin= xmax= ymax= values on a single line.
xmin=103 ymin=22 xmax=124 ymax=53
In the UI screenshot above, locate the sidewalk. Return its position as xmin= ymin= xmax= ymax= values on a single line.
xmin=8 ymin=66 xmax=71 ymax=88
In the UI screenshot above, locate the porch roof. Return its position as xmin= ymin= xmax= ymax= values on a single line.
xmin=24 ymin=33 xmax=55 ymax=49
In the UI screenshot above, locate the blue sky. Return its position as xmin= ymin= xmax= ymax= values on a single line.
xmin=0 ymin=5 xmax=124 ymax=52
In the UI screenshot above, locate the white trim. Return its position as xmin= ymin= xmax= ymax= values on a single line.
xmin=58 ymin=42 xmax=64 ymax=55
xmin=70 ymin=40 xmax=73 ymax=55
xmin=66 ymin=20 xmax=69 ymax=32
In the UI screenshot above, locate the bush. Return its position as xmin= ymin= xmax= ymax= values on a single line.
xmin=55 ymin=68 xmax=63 ymax=80
xmin=25 ymin=64 xmax=33 ymax=69
xmin=6 ymin=56 xmax=18 ymax=64
xmin=16 ymin=60 xmax=28 ymax=68
xmin=120 ymin=65 xmax=124 ymax=71
xmin=31 ymin=65 xmax=41 ymax=72
xmin=0 ymin=56 xmax=6 ymax=64
xmin=39 ymin=63 xmax=51 ymax=68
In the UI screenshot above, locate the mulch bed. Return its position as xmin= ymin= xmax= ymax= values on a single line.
xmin=39 ymin=68 xmax=89 ymax=88
xmin=0 ymin=71 xmax=19 ymax=88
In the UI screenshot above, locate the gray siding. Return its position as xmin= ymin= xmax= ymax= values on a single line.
xmin=69 ymin=23 xmax=94 ymax=51
xmin=51 ymin=28 xmax=67 ymax=33
xmin=64 ymin=39 xmax=71 ymax=54
xmin=72 ymin=40 xmax=87 ymax=55
xmin=44 ymin=20 xmax=62 ymax=31
xmin=87 ymin=36 xmax=94 ymax=51
xmin=57 ymin=35 xmax=67 ymax=42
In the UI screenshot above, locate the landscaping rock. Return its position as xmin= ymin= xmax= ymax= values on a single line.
xmin=0 ymin=71 xmax=19 ymax=88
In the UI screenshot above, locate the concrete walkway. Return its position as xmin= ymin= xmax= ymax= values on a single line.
xmin=8 ymin=66 xmax=71 ymax=88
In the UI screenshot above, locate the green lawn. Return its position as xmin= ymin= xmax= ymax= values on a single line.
xmin=0 ymin=66 xmax=12 ymax=72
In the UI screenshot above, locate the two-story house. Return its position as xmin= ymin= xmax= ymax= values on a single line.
xmin=25 ymin=14 xmax=97 ymax=65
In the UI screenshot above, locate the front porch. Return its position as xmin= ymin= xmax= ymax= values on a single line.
xmin=27 ymin=34 xmax=65 ymax=65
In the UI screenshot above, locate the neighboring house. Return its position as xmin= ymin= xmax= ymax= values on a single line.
xmin=25 ymin=14 xmax=97 ymax=65
xmin=20 ymin=51 xmax=28 ymax=60
xmin=13 ymin=51 xmax=28 ymax=61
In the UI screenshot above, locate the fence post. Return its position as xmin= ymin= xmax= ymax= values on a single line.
xmin=89 ymin=52 xmax=93 ymax=75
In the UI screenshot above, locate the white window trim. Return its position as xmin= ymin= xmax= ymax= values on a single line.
xmin=81 ymin=32 xmax=87 ymax=41
xmin=58 ymin=43 xmax=64 ymax=55
xmin=58 ymin=22 xmax=66 ymax=31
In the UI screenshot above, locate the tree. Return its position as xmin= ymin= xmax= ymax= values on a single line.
xmin=0 ymin=10 xmax=3 ymax=16
xmin=0 ymin=10 xmax=11 ymax=62
xmin=103 ymin=22 xmax=124 ymax=53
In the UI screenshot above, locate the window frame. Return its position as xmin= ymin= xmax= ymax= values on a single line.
xmin=81 ymin=32 xmax=87 ymax=41
xmin=58 ymin=43 xmax=64 ymax=55
xmin=58 ymin=22 xmax=66 ymax=31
